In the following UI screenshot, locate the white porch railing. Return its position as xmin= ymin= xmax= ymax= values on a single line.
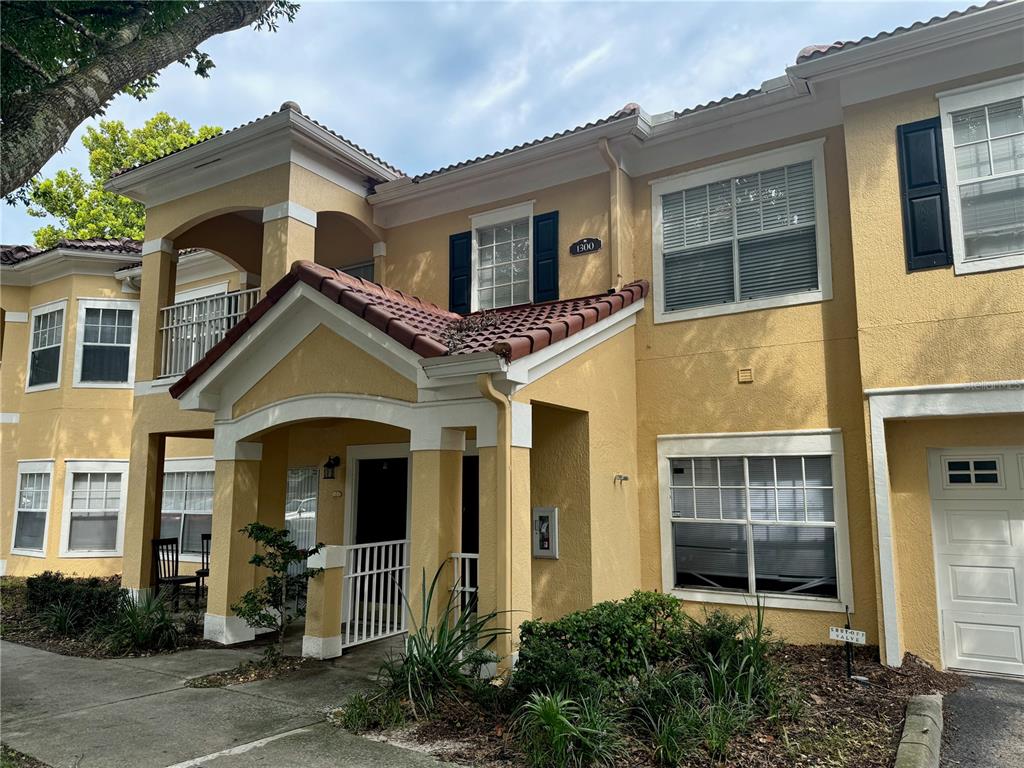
xmin=450 ymin=551 xmax=479 ymax=621
xmin=342 ymin=539 xmax=409 ymax=648
xmin=159 ymin=288 xmax=260 ymax=377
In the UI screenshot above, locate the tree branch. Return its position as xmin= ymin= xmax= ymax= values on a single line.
xmin=51 ymin=7 xmax=108 ymax=46
xmin=1 ymin=1 xmax=274 ymax=196
xmin=1 ymin=40 xmax=53 ymax=82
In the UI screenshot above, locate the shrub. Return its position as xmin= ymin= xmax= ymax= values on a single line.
xmin=378 ymin=565 xmax=508 ymax=718
xmin=513 ymin=591 xmax=688 ymax=695
xmin=338 ymin=691 xmax=405 ymax=732
xmin=39 ymin=599 xmax=82 ymax=636
xmin=513 ymin=691 xmax=627 ymax=768
xmin=25 ymin=572 xmax=120 ymax=630
xmin=97 ymin=592 xmax=180 ymax=655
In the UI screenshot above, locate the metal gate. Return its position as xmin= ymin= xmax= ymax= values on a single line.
xmin=342 ymin=539 xmax=410 ymax=648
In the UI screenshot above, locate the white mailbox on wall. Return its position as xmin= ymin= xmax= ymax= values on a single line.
xmin=532 ymin=506 xmax=559 ymax=559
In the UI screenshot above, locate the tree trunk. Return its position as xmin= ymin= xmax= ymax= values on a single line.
xmin=1 ymin=1 xmax=273 ymax=196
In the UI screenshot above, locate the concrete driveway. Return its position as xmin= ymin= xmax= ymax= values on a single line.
xmin=941 ymin=674 xmax=1024 ymax=768
xmin=0 ymin=640 xmax=454 ymax=768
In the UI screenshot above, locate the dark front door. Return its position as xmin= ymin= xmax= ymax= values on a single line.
xmin=355 ymin=457 xmax=408 ymax=544
xmin=461 ymin=455 xmax=479 ymax=554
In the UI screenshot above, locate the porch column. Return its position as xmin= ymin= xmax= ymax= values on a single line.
xmin=121 ymin=431 xmax=166 ymax=596
xmin=261 ymin=202 xmax=317 ymax=290
xmin=409 ymin=429 xmax=464 ymax=628
xmin=303 ymin=460 xmax=346 ymax=659
xmin=372 ymin=241 xmax=387 ymax=284
xmin=204 ymin=441 xmax=262 ymax=644
xmin=135 ymin=239 xmax=176 ymax=381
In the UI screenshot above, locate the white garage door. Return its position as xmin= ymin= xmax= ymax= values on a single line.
xmin=929 ymin=448 xmax=1024 ymax=677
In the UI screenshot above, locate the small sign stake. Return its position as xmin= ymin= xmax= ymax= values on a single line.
xmin=830 ymin=606 xmax=867 ymax=682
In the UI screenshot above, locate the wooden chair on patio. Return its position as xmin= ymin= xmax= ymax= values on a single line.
xmin=152 ymin=537 xmax=201 ymax=610
xmin=196 ymin=533 xmax=212 ymax=599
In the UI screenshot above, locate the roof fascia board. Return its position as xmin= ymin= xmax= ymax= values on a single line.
xmin=115 ymin=249 xmax=232 ymax=282
xmin=1 ymin=250 xmax=140 ymax=286
xmin=369 ymin=115 xmax=641 ymax=206
xmin=789 ymin=1 xmax=1023 ymax=80
xmin=285 ymin=111 xmax=402 ymax=182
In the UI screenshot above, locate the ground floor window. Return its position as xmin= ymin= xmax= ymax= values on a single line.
xmin=12 ymin=462 xmax=53 ymax=554
xmin=284 ymin=467 xmax=319 ymax=550
xmin=62 ymin=460 xmax=128 ymax=556
xmin=658 ymin=430 xmax=853 ymax=610
xmin=160 ymin=468 xmax=214 ymax=554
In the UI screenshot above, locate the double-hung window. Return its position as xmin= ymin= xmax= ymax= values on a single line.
xmin=12 ymin=461 xmax=53 ymax=555
xmin=658 ymin=430 xmax=852 ymax=611
xmin=62 ymin=461 xmax=127 ymax=556
xmin=652 ymin=140 xmax=832 ymax=322
xmin=74 ymin=299 xmax=138 ymax=387
xmin=160 ymin=460 xmax=214 ymax=555
xmin=939 ymin=76 xmax=1024 ymax=274
xmin=471 ymin=201 xmax=533 ymax=310
xmin=27 ymin=300 xmax=66 ymax=390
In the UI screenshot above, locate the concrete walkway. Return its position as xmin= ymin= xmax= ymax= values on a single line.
xmin=0 ymin=640 xmax=454 ymax=768
xmin=941 ymin=674 xmax=1024 ymax=768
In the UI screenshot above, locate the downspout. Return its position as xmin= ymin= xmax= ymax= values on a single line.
xmin=598 ymin=138 xmax=623 ymax=291
xmin=477 ymin=372 xmax=513 ymax=657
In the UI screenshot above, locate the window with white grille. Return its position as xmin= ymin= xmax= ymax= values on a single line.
xmin=61 ymin=461 xmax=127 ymax=556
xmin=471 ymin=201 xmax=533 ymax=310
xmin=160 ymin=468 xmax=214 ymax=554
xmin=74 ymin=299 xmax=138 ymax=387
xmin=940 ymin=76 xmax=1024 ymax=274
xmin=12 ymin=463 xmax=52 ymax=554
xmin=27 ymin=302 xmax=66 ymax=390
xmin=658 ymin=431 xmax=852 ymax=610
xmin=652 ymin=140 xmax=831 ymax=322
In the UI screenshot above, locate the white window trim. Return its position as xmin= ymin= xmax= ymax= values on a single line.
xmin=657 ymin=428 xmax=854 ymax=612
xmin=72 ymin=297 xmax=140 ymax=389
xmin=650 ymin=138 xmax=833 ymax=323
xmin=174 ymin=281 xmax=229 ymax=304
xmin=25 ymin=299 xmax=68 ymax=393
xmin=939 ymin=75 xmax=1024 ymax=275
xmin=160 ymin=456 xmax=215 ymax=563
xmin=469 ymin=200 xmax=534 ymax=311
xmin=59 ymin=459 xmax=129 ymax=558
xmin=11 ymin=460 xmax=55 ymax=558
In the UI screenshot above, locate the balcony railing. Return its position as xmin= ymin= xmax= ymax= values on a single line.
xmin=159 ymin=288 xmax=260 ymax=378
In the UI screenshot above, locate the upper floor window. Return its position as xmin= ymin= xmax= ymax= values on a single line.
xmin=27 ymin=300 xmax=66 ymax=391
xmin=341 ymin=262 xmax=375 ymax=282
xmin=652 ymin=139 xmax=832 ymax=323
xmin=940 ymin=76 xmax=1024 ymax=274
xmin=74 ymin=299 xmax=138 ymax=388
xmin=471 ymin=201 xmax=533 ymax=310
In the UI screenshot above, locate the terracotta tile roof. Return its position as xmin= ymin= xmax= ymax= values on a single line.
xmin=407 ymin=104 xmax=640 ymax=182
xmin=169 ymin=260 xmax=648 ymax=398
xmin=673 ymin=88 xmax=764 ymax=119
xmin=111 ymin=103 xmax=403 ymax=180
xmin=795 ymin=0 xmax=1009 ymax=63
xmin=0 ymin=238 xmax=141 ymax=266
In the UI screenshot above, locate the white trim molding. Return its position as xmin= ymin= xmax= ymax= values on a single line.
xmin=469 ymin=200 xmax=534 ymax=311
xmin=938 ymin=74 xmax=1024 ymax=276
xmin=142 ymin=238 xmax=175 ymax=256
xmin=72 ymin=297 xmax=140 ymax=389
xmin=10 ymin=460 xmax=55 ymax=558
xmin=657 ymin=428 xmax=854 ymax=614
xmin=59 ymin=459 xmax=129 ymax=558
xmin=204 ymin=613 xmax=256 ymax=645
xmin=650 ymin=138 xmax=832 ymax=324
xmin=4 ymin=312 xmax=28 ymax=323
xmin=262 ymin=201 xmax=318 ymax=228
xmin=25 ymin=299 xmax=68 ymax=393
xmin=302 ymin=634 xmax=342 ymax=660
xmin=865 ymin=379 xmax=1024 ymax=666
xmin=0 ymin=413 xmax=20 ymax=424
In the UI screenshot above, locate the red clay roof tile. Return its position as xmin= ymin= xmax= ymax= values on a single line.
xmin=169 ymin=261 xmax=648 ymax=399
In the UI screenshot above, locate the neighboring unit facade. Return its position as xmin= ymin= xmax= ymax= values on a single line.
xmin=2 ymin=1 xmax=1022 ymax=676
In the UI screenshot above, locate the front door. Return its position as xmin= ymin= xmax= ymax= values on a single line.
xmin=354 ymin=457 xmax=408 ymax=543
xmin=929 ymin=447 xmax=1024 ymax=676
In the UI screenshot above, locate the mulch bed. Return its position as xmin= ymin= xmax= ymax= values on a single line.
xmin=0 ymin=576 xmax=210 ymax=659
xmin=185 ymin=652 xmax=313 ymax=688
xmin=0 ymin=743 xmax=50 ymax=768
xmin=404 ymin=644 xmax=964 ymax=768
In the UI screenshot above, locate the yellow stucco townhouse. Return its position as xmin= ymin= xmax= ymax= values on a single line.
xmin=2 ymin=0 xmax=1022 ymax=676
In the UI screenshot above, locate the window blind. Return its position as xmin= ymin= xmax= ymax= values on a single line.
xmin=662 ymin=160 xmax=819 ymax=312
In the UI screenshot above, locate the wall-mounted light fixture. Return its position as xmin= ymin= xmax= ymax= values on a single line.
xmin=322 ymin=456 xmax=341 ymax=480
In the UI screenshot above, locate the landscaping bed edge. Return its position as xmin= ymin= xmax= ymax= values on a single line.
xmin=894 ymin=694 xmax=943 ymax=768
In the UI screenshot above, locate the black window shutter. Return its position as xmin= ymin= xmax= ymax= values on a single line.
xmin=533 ymin=211 xmax=559 ymax=302
xmin=449 ymin=231 xmax=472 ymax=314
xmin=896 ymin=117 xmax=953 ymax=271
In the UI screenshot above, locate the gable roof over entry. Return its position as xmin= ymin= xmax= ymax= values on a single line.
xmin=169 ymin=261 xmax=648 ymax=399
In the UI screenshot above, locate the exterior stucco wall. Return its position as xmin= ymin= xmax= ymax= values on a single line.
xmin=843 ymin=66 xmax=1024 ymax=391
xmin=885 ymin=414 xmax=1024 ymax=668
xmin=231 ymin=324 xmax=418 ymax=420
xmin=515 ymin=326 xmax=642 ymax=610
xmin=629 ymin=126 xmax=879 ymax=644
xmin=384 ymin=172 xmax=613 ymax=308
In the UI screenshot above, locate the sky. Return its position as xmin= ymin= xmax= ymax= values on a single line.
xmin=1 ymin=0 xmax=970 ymax=246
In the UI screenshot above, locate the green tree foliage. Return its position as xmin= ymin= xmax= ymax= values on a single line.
xmin=1 ymin=1 xmax=298 ymax=196
xmin=26 ymin=113 xmax=221 ymax=248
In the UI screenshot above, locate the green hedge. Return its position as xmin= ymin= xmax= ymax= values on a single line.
xmin=25 ymin=571 xmax=121 ymax=631
xmin=513 ymin=591 xmax=687 ymax=695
